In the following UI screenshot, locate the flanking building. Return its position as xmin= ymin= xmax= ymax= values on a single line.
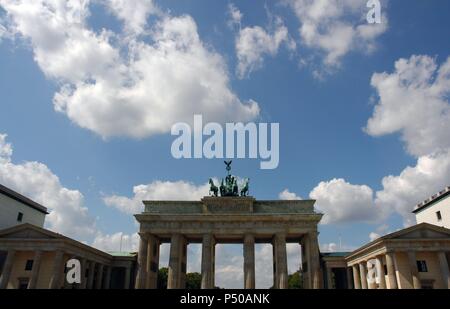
xmin=414 ymin=187 xmax=450 ymax=229
xmin=0 ymin=184 xmax=48 ymax=230
xmin=345 ymin=223 xmax=450 ymax=289
xmin=0 ymin=184 xmax=136 ymax=289
xmin=324 ymin=186 xmax=450 ymax=290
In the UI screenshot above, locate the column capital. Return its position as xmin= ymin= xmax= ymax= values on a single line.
xmin=138 ymin=232 xmax=149 ymax=240
xmin=244 ymin=234 xmax=255 ymax=243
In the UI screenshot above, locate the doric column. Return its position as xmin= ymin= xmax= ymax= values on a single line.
xmin=49 ymin=251 xmax=64 ymax=289
xmin=352 ymin=265 xmax=361 ymax=289
xmin=326 ymin=266 xmax=334 ymax=289
xmin=367 ymin=261 xmax=377 ymax=289
xmin=201 ymin=234 xmax=215 ymax=289
xmin=438 ymin=252 xmax=450 ymax=289
xmin=272 ymin=244 xmax=277 ymax=289
xmin=273 ymin=233 xmax=288 ymax=289
xmin=146 ymin=235 xmax=160 ymax=289
xmin=407 ymin=251 xmax=421 ymax=289
xmin=135 ymin=234 xmax=148 ymax=289
xmin=308 ymin=232 xmax=321 ymax=289
xmin=87 ymin=261 xmax=96 ymax=289
xmin=376 ymin=256 xmax=386 ymax=289
xmin=95 ymin=264 xmax=104 ymax=289
xmin=243 ymin=234 xmax=255 ymax=289
xmin=103 ymin=266 xmax=112 ymax=289
xmin=168 ymin=234 xmax=187 ymax=289
xmin=359 ymin=262 xmax=368 ymax=289
xmin=124 ymin=266 xmax=131 ymax=289
xmin=180 ymin=239 xmax=188 ymax=289
xmin=80 ymin=258 xmax=87 ymax=289
xmin=0 ymin=249 xmax=16 ymax=289
xmin=346 ymin=267 xmax=353 ymax=289
xmin=300 ymin=236 xmax=311 ymax=289
xmin=385 ymin=252 xmax=398 ymax=289
xmin=28 ymin=250 xmax=43 ymax=289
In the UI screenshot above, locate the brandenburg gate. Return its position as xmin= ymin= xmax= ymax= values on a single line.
xmin=134 ymin=162 xmax=323 ymax=289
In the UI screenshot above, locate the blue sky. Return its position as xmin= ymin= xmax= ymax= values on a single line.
xmin=1 ymin=0 xmax=450 ymax=288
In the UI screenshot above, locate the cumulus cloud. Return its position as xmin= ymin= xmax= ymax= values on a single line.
xmin=304 ymin=56 xmax=450 ymax=226
xmin=92 ymin=231 xmax=139 ymax=252
xmin=310 ymin=178 xmax=384 ymax=224
xmin=365 ymin=55 xmax=450 ymax=157
xmin=0 ymin=0 xmax=259 ymax=139
xmin=230 ymin=4 xmax=296 ymax=79
xmin=288 ymin=0 xmax=387 ymax=72
xmin=227 ymin=3 xmax=242 ymax=28
xmin=368 ymin=224 xmax=390 ymax=241
xmin=306 ymin=152 xmax=450 ymax=227
xmin=278 ymin=189 xmax=302 ymax=200
xmin=375 ymin=150 xmax=450 ymax=226
xmin=0 ymin=134 xmax=96 ymax=241
xmin=105 ymin=0 xmax=159 ymax=35
xmin=103 ymin=180 xmax=210 ymax=215
xmin=320 ymin=242 xmax=356 ymax=252
xmin=368 ymin=232 xmax=380 ymax=242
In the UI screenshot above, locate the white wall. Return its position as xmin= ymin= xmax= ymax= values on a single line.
xmin=416 ymin=195 xmax=450 ymax=229
xmin=0 ymin=193 xmax=46 ymax=230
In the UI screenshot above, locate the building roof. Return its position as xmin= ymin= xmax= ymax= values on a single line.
xmin=0 ymin=223 xmax=109 ymax=256
xmin=413 ymin=186 xmax=450 ymax=214
xmin=321 ymin=252 xmax=351 ymax=258
xmin=345 ymin=223 xmax=450 ymax=261
xmin=108 ymin=251 xmax=137 ymax=257
xmin=0 ymin=183 xmax=49 ymax=214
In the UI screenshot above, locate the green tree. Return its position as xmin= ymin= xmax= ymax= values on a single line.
xmin=157 ymin=267 xmax=168 ymax=289
xmin=288 ymin=270 xmax=303 ymax=289
xmin=186 ymin=272 xmax=202 ymax=289
xmin=157 ymin=269 xmax=203 ymax=289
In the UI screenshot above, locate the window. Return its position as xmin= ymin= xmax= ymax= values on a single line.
xmin=417 ymin=260 xmax=428 ymax=272
xmin=18 ymin=278 xmax=29 ymax=289
xmin=25 ymin=260 xmax=34 ymax=271
xmin=421 ymin=280 xmax=434 ymax=289
xmin=436 ymin=211 xmax=442 ymax=221
xmin=17 ymin=212 xmax=23 ymax=222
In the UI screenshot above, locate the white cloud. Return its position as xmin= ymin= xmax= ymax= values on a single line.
xmin=92 ymin=232 xmax=139 ymax=252
xmin=288 ymin=0 xmax=387 ymax=71
xmin=231 ymin=4 xmax=296 ymax=79
xmin=105 ymin=0 xmax=159 ymax=35
xmin=227 ymin=3 xmax=242 ymax=28
xmin=278 ymin=189 xmax=302 ymax=200
xmin=0 ymin=134 xmax=12 ymax=164
xmin=365 ymin=55 xmax=450 ymax=157
xmin=215 ymin=244 xmax=244 ymax=289
xmin=369 ymin=232 xmax=380 ymax=241
xmin=0 ymin=134 xmax=96 ymax=241
xmin=305 ymin=55 xmax=450 ymax=227
xmin=0 ymin=0 xmax=260 ymax=139
xmin=321 ymin=242 xmax=338 ymax=252
xmin=320 ymin=242 xmax=356 ymax=252
xmin=375 ymin=150 xmax=450 ymax=226
xmin=309 ymin=178 xmax=385 ymax=225
xmin=103 ymin=180 xmax=210 ymax=215
xmin=368 ymin=224 xmax=390 ymax=241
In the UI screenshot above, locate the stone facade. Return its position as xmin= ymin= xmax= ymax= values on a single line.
xmin=345 ymin=223 xmax=450 ymax=289
xmin=0 ymin=224 xmax=136 ymax=289
xmin=134 ymin=197 xmax=323 ymax=289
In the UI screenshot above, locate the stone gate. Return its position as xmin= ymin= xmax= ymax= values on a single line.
xmin=134 ymin=196 xmax=323 ymax=289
